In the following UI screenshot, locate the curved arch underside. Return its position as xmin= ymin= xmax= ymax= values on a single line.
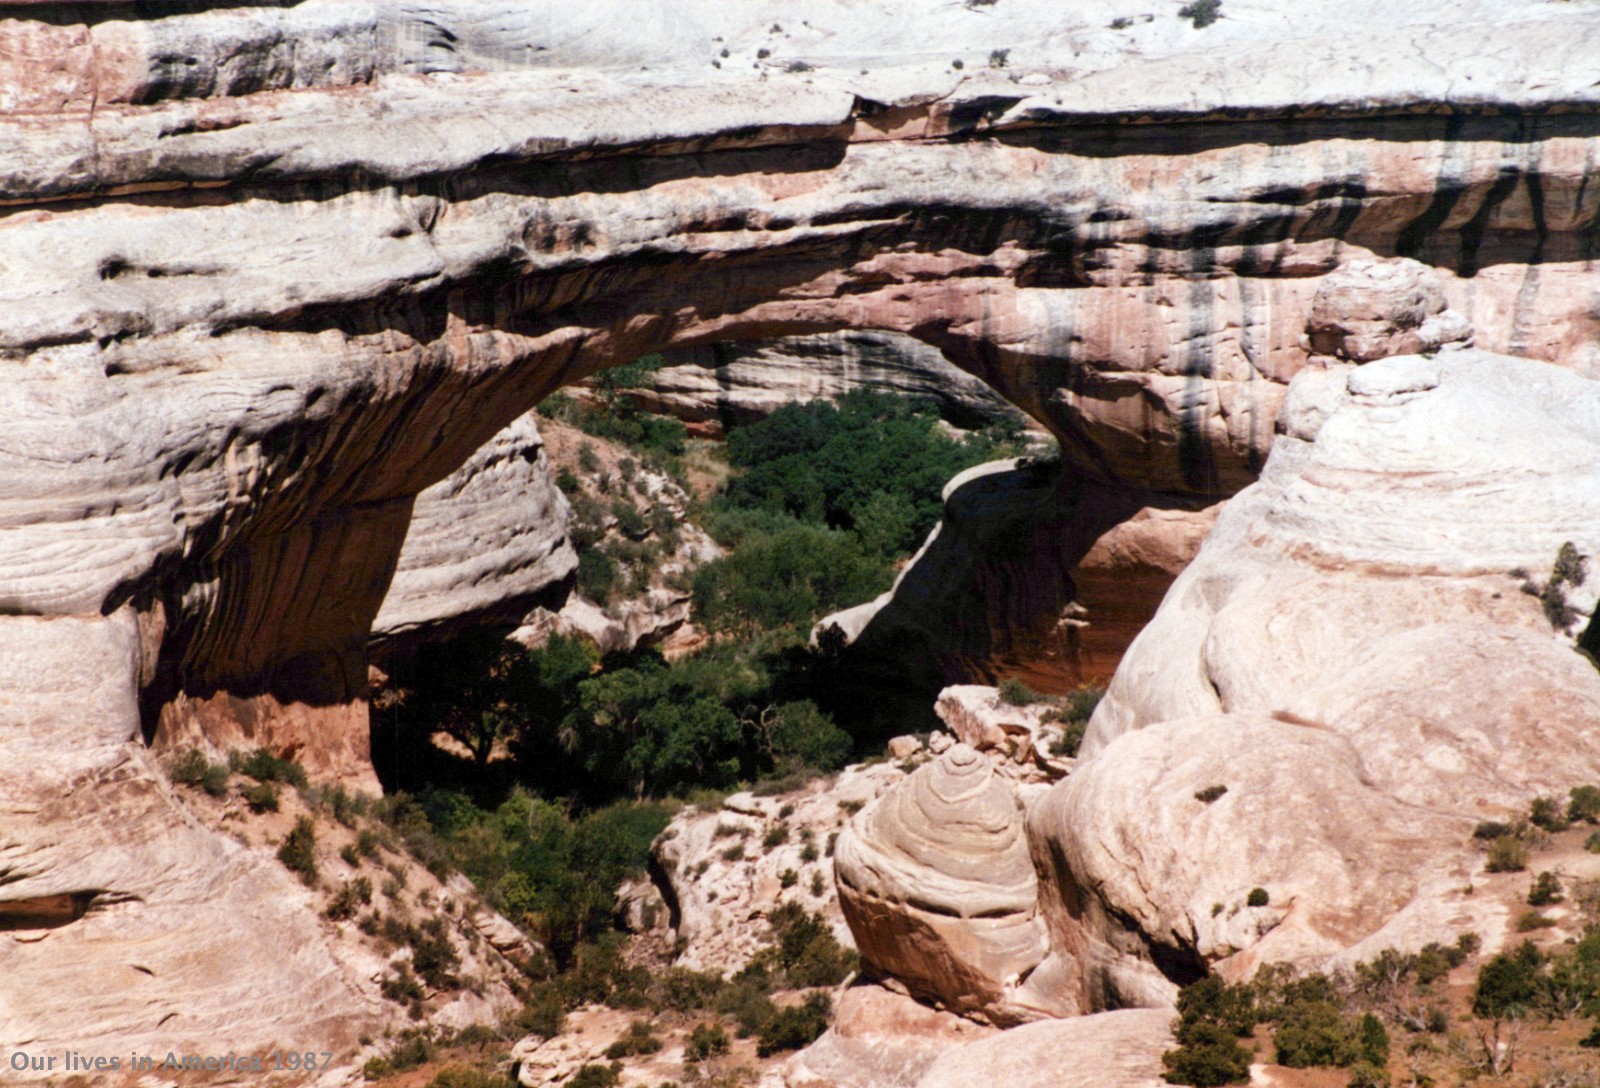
xmin=1 ymin=2 xmax=1599 ymax=778
xmin=1 ymin=0 xmax=1599 ymax=1066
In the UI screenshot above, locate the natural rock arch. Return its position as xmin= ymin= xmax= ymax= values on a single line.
xmin=3 ymin=0 xmax=1600 ymax=1069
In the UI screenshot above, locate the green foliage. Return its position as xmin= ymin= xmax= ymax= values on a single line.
xmin=1046 ymin=686 xmax=1104 ymax=758
xmin=1485 ymin=834 xmax=1528 ymax=873
xmin=1344 ymin=1061 xmax=1389 ymax=1088
xmin=1572 ymin=785 xmax=1600 ymax=823
xmin=566 ymin=1062 xmax=622 ymax=1088
xmin=1517 ymin=910 xmax=1556 ymax=931
xmin=686 ymin=1022 xmax=731 ymax=1062
xmin=1473 ymin=942 xmax=1542 ymax=1020
xmin=1247 ymin=887 xmax=1269 ymax=908
xmin=692 ymin=517 xmax=892 ymax=637
xmin=1530 ymin=871 xmax=1563 ymax=906
xmin=326 ymin=876 xmax=373 ymax=921
xmin=278 ymin=815 xmax=318 ymax=885
xmin=1178 ymin=0 xmax=1221 ymax=27
xmin=425 ymin=1068 xmax=514 ymax=1088
xmin=1355 ymin=1013 xmax=1389 ymax=1066
xmin=515 ymin=984 xmax=565 ymax=1038
xmin=231 ymin=747 xmax=309 ymax=788
xmin=577 ymin=549 xmax=621 ymax=603
xmin=167 ymin=748 xmax=231 ymax=797
xmin=362 ymin=1033 xmax=432 ymax=1080
xmin=762 ymin=903 xmax=858 ymax=988
xmin=242 ymin=780 xmax=280 ymax=813
xmin=603 ymin=1020 xmax=662 ymax=1059
xmin=1162 ymin=977 xmax=1256 ymax=1085
xmin=997 ymin=677 xmax=1042 ymax=706
xmin=1530 ymin=795 xmax=1571 ymax=832
xmin=1272 ymin=978 xmax=1359 ymax=1068
xmin=719 ymin=391 xmax=1006 ymax=555
xmin=758 ymin=993 xmax=832 ymax=1056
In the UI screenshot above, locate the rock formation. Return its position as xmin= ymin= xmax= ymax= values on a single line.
xmin=626 ymin=331 xmax=1038 ymax=436
xmin=931 ymin=686 xmax=1073 ymax=782
xmin=651 ymin=768 xmax=900 ymax=975
xmin=913 ymin=1008 xmax=1174 ymax=1088
xmin=2 ymin=0 xmax=1600 ymax=1071
xmin=835 ymin=745 xmax=1059 ymax=1024
xmin=374 ymin=411 xmax=576 ymax=651
xmin=815 ymin=459 xmax=1218 ymax=693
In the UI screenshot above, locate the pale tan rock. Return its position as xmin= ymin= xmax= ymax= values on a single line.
xmin=626 ymin=331 xmax=1040 ymax=437
xmin=914 ymin=1008 xmax=1175 ymax=1088
xmin=652 ymin=765 xmax=903 ymax=975
xmin=375 ymin=412 xmax=576 ymax=649
xmin=1 ymin=0 xmax=1599 ymax=1061
xmin=932 ymin=685 xmax=1070 ymax=781
xmin=835 ymin=745 xmax=1052 ymax=1025
xmin=1060 ymin=349 xmax=1600 ymax=1009
xmin=887 ymin=735 xmax=924 ymax=761
xmin=779 ymin=985 xmax=995 ymax=1088
xmin=1306 ymin=258 xmax=1472 ymax=363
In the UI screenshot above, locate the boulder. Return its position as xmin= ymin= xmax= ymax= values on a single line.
xmin=914 ymin=1008 xmax=1175 ymax=1088
xmin=835 ymin=745 xmax=1056 ymax=1024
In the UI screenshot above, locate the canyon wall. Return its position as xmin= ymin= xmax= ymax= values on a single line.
xmin=2 ymin=0 xmax=1599 ymax=1070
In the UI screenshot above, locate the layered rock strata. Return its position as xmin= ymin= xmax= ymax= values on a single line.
xmin=1 ymin=0 xmax=1600 ymax=1068
xmin=627 ymin=331 xmax=1039 ymax=435
xmin=835 ymin=745 xmax=1058 ymax=1025
xmin=374 ymin=411 xmax=576 ymax=652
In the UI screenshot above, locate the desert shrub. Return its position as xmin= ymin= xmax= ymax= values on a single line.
xmin=1355 ymin=1013 xmax=1389 ymax=1066
xmin=997 ymin=677 xmax=1042 ymax=706
xmin=811 ymin=871 xmax=826 ymax=897
xmin=1273 ymin=995 xmax=1359 ymax=1068
xmin=425 ymin=1068 xmax=513 ymax=1088
xmin=515 ymin=983 xmax=565 ymax=1038
xmin=1486 ymin=835 xmax=1529 ymax=873
xmin=686 ymin=1022 xmax=731 ymax=1062
xmin=764 ymin=903 xmax=856 ymax=987
xmin=763 ymin=825 xmax=790 ymax=849
xmin=362 ymin=1033 xmax=433 ymax=1080
xmin=1344 ymin=1061 xmax=1389 ymax=1088
xmin=278 ymin=816 xmax=318 ymax=884
xmin=757 ymin=993 xmax=831 ymax=1056
xmin=1247 ymin=888 xmax=1269 ymax=908
xmin=1518 ymin=911 xmax=1557 ymax=931
xmin=1474 ymin=942 xmax=1543 ymax=1021
xmin=721 ymin=843 xmax=746 ymax=863
xmin=409 ymin=916 xmax=461 ymax=989
xmin=327 ymin=876 xmax=373 ymax=921
xmin=780 ymin=868 xmax=799 ymax=889
xmin=1530 ymin=871 xmax=1564 ymax=906
xmin=231 ymin=747 xmax=309 ymax=789
xmin=566 ymin=1063 xmax=621 ymax=1088
xmin=167 ymin=748 xmax=230 ymax=797
xmin=1178 ymin=0 xmax=1221 ymax=27
xmin=1161 ymin=976 xmax=1256 ymax=1086
xmin=358 ymin=829 xmax=383 ymax=858
xmin=577 ymin=548 xmax=620 ymax=603
xmin=242 ymin=780 xmax=280 ymax=813
xmin=1572 ymin=785 xmax=1600 ymax=823
xmin=603 ymin=1020 xmax=662 ymax=1059
xmin=1473 ymin=820 xmax=1516 ymax=841
xmin=1531 ymin=796 xmax=1571 ymax=832
xmin=656 ymin=967 xmax=724 ymax=1012
xmin=1195 ymin=785 xmax=1228 ymax=804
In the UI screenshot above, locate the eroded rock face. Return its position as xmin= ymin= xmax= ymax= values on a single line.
xmin=777 ymin=985 xmax=997 ymax=1088
xmin=3 ymin=0 xmax=1600 ymax=1065
xmin=835 ymin=745 xmax=1056 ymax=1025
xmin=1306 ymin=258 xmax=1472 ymax=364
xmin=913 ymin=1008 xmax=1174 ymax=1088
xmin=817 ymin=460 xmax=1218 ymax=694
xmin=375 ymin=411 xmax=576 ymax=651
xmin=1037 ymin=348 xmax=1600 ymax=1008
xmin=629 ymin=331 xmax=1039 ymax=436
